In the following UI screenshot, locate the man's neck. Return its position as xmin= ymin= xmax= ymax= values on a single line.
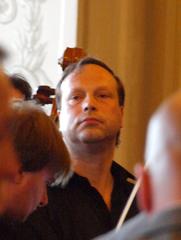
xmin=68 ymin=141 xmax=116 ymax=208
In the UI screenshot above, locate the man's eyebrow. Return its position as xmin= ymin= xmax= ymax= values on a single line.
xmin=66 ymin=89 xmax=85 ymax=97
xmin=96 ymin=88 xmax=110 ymax=91
xmin=95 ymin=87 xmax=115 ymax=94
xmin=69 ymin=88 xmax=84 ymax=93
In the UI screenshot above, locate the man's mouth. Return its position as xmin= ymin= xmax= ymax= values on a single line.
xmin=80 ymin=117 xmax=102 ymax=126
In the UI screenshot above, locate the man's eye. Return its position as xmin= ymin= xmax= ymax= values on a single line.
xmin=100 ymin=94 xmax=107 ymax=98
xmin=69 ymin=96 xmax=81 ymax=102
xmin=98 ymin=93 xmax=110 ymax=99
xmin=71 ymin=95 xmax=80 ymax=100
xmin=68 ymin=95 xmax=82 ymax=104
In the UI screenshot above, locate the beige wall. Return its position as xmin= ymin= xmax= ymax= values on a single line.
xmin=77 ymin=0 xmax=181 ymax=172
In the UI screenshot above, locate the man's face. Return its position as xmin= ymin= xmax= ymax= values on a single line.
xmin=59 ymin=64 xmax=123 ymax=145
xmin=0 ymin=168 xmax=52 ymax=221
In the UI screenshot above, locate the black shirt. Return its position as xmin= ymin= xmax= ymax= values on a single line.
xmin=0 ymin=218 xmax=19 ymax=240
xmin=17 ymin=162 xmax=139 ymax=240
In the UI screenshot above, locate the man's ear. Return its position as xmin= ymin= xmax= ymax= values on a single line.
xmin=134 ymin=164 xmax=152 ymax=213
xmin=119 ymin=106 xmax=124 ymax=128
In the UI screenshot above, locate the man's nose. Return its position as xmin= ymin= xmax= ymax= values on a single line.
xmin=82 ymin=95 xmax=96 ymax=112
xmin=39 ymin=188 xmax=48 ymax=207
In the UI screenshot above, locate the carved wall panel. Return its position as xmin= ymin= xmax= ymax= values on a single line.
xmin=0 ymin=0 xmax=78 ymax=90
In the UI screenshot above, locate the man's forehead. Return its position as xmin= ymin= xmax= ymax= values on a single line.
xmin=61 ymin=64 xmax=116 ymax=88
xmin=72 ymin=64 xmax=113 ymax=76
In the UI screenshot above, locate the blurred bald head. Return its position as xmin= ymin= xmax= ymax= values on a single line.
xmin=146 ymin=90 xmax=181 ymax=165
xmin=142 ymin=91 xmax=181 ymax=213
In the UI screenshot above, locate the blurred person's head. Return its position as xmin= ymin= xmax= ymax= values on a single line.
xmin=0 ymin=101 xmax=71 ymax=222
xmin=0 ymin=69 xmax=20 ymax=221
xmin=0 ymin=69 xmax=16 ymax=176
xmin=0 ymin=70 xmax=12 ymax=129
xmin=136 ymin=91 xmax=181 ymax=215
xmin=9 ymin=74 xmax=32 ymax=101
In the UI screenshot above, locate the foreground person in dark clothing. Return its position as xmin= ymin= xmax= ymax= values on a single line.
xmin=0 ymin=101 xmax=71 ymax=240
xmin=17 ymin=57 xmax=139 ymax=240
xmin=94 ymin=90 xmax=181 ymax=240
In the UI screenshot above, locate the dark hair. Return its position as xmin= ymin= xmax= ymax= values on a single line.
xmin=7 ymin=101 xmax=71 ymax=184
xmin=56 ymin=57 xmax=125 ymax=146
xmin=9 ymin=74 xmax=32 ymax=100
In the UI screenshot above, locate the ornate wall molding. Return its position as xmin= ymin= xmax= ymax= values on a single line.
xmin=0 ymin=0 xmax=78 ymax=90
xmin=10 ymin=0 xmax=49 ymax=89
xmin=0 ymin=0 xmax=17 ymax=24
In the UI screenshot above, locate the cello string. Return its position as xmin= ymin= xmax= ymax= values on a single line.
xmin=116 ymin=177 xmax=141 ymax=230
xmin=116 ymin=163 xmax=149 ymax=230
